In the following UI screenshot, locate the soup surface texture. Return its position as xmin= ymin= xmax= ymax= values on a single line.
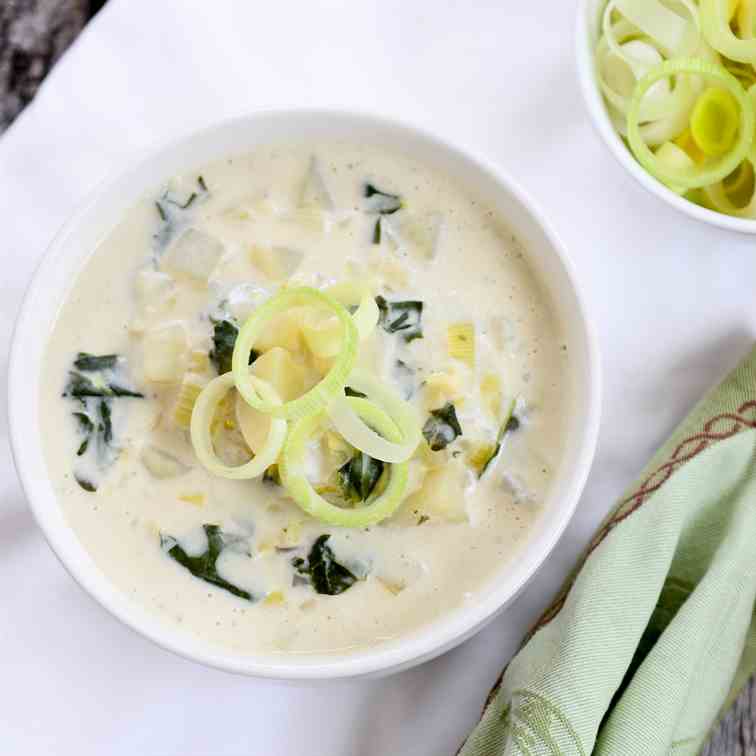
xmin=41 ymin=141 xmax=568 ymax=655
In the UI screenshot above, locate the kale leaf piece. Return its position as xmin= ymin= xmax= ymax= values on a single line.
xmin=375 ymin=296 xmax=423 ymax=343
xmin=153 ymin=175 xmax=209 ymax=250
xmin=338 ymin=452 xmax=384 ymax=503
xmin=363 ymin=183 xmax=402 ymax=246
xmin=292 ymin=535 xmax=358 ymax=596
xmin=63 ymin=352 xmax=143 ymax=492
xmin=63 ymin=352 xmax=143 ymax=399
xmin=422 ymin=402 xmax=463 ymax=451
xmin=209 ymin=318 xmax=259 ymax=375
xmin=161 ymin=524 xmax=254 ymax=601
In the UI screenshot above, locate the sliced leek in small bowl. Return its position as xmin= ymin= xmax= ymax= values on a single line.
xmin=578 ymin=0 xmax=756 ymax=231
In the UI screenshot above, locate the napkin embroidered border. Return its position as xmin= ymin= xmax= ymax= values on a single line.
xmin=526 ymin=399 xmax=756 ymax=645
xmin=479 ymin=399 xmax=756 ymax=719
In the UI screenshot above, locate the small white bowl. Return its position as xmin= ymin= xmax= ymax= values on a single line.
xmin=576 ymin=0 xmax=756 ymax=234
xmin=8 ymin=110 xmax=601 ymax=680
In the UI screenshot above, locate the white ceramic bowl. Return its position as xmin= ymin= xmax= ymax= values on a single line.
xmin=576 ymin=0 xmax=756 ymax=234
xmin=8 ymin=110 xmax=601 ymax=680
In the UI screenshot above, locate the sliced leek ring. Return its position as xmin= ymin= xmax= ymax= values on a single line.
xmin=280 ymin=397 xmax=408 ymax=527
xmin=190 ymin=372 xmax=287 ymax=479
xmin=627 ymin=59 xmax=755 ymax=189
xmin=690 ymin=86 xmax=741 ymax=156
xmin=325 ymin=282 xmax=380 ymax=340
xmin=614 ymin=0 xmax=699 ymax=56
xmin=232 ymin=287 xmax=358 ymax=420
xmin=326 ymin=368 xmax=421 ymax=464
xmin=701 ymin=0 xmax=756 ymax=64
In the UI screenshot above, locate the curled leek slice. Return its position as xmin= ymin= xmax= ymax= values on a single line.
xmin=690 ymin=86 xmax=741 ymax=156
xmin=598 ymin=32 xmax=673 ymax=123
xmin=613 ymin=0 xmax=699 ymax=56
xmin=738 ymin=0 xmax=756 ymax=42
xmin=325 ymin=282 xmax=380 ymax=340
xmin=280 ymin=397 xmax=408 ymax=527
xmin=326 ymin=368 xmax=421 ymax=464
xmin=703 ymin=165 xmax=756 ymax=216
xmin=654 ymin=142 xmax=697 ymax=194
xmin=232 ymin=287 xmax=358 ymax=420
xmin=190 ymin=373 xmax=287 ymax=479
xmin=701 ymin=0 xmax=756 ymax=64
xmin=301 ymin=283 xmax=379 ymax=359
xmin=627 ymin=59 xmax=755 ymax=189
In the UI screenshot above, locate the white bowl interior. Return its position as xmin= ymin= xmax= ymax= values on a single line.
xmin=576 ymin=0 xmax=756 ymax=234
xmin=8 ymin=110 xmax=600 ymax=679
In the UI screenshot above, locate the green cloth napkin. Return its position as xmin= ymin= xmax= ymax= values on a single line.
xmin=459 ymin=348 xmax=756 ymax=756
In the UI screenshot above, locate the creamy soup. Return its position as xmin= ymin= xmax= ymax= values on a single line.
xmin=40 ymin=141 xmax=568 ymax=655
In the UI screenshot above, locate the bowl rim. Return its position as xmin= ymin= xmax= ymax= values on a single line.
xmin=575 ymin=0 xmax=756 ymax=234
xmin=7 ymin=107 xmax=601 ymax=679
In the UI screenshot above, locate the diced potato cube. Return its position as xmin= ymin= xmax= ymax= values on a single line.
xmin=254 ymin=309 xmax=304 ymax=353
xmin=135 ymin=270 xmax=175 ymax=309
xmin=235 ymin=394 xmax=270 ymax=455
xmin=235 ymin=348 xmax=309 ymax=453
xmin=383 ymin=212 xmax=442 ymax=260
xmin=401 ymin=458 xmax=470 ymax=523
xmin=140 ymin=445 xmax=190 ymax=479
xmin=251 ymin=347 xmax=309 ymax=402
xmin=161 ymin=229 xmax=224 ymax=282
xmin=130 ymin=270 xmax=176 ymax=332
xmin=368 ymin=254 xmax=410 ymax=288
xmin=402 ymin=212 xmax=442 ymax=259
xmin=143 ymin=322 xmax=189 ymax=383
xmin=423 ymin=368 xmax=463 ymax=408
xmin=301 ymin=310 xmax=342 ymax=358
xmin=277 ymin=521 xmax=303 ymax=549
xmin=299 ymin=156 xmax=334 ymax=211
xmin=250 ymin=244 xmax=304 ymax=281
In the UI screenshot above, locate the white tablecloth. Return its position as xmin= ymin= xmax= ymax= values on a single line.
xmin=1 ymin=1 xmax=754 ymax=753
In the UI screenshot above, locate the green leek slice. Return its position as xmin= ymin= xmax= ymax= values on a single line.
xmin=654 ymin=141 xmax=697 ymax=194
xmin=232 ymin=287 xmax=358 ymax=420
xmin=280 ymin=397 xmax=408 ymax=527
xmin=613 ymin=0 xmax=699 ymax=56
xmin=190 ymin=373 xmax=287 ymax=479
xmin=325 ymin=282 xmax=380 ymax=341
xmin=701 ymin=0 xmax=756 ymax=64
xmin=627 ymin=59 xmax=755 ymax=189
xmin=738 ymin=0 xmax=756 ymax=40
xmin=690 ymin=86 xmax=741 ymax=156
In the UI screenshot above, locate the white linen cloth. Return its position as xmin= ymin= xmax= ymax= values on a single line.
xmin=1 ymin=1 xmax=755 ymax=754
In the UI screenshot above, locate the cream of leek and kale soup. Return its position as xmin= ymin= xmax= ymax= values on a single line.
xmin=41 ymin=141 xmax=568 ymax=654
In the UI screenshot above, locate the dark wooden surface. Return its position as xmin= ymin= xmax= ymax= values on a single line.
xmin=1 ymin=1 xmax=754 ymax=753
xmin=0 ymin=0 xmax=101 ymax=132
